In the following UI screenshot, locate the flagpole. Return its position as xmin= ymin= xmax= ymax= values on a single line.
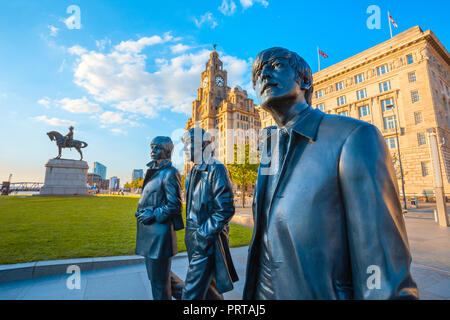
xmin=388 ymin=11 xmax=393 ymax=39
xmin=317 ymin=46 xmax=321 ymax=72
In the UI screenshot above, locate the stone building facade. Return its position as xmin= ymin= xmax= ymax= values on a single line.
xmin=258 ymin=26 xmax=450 ymax=198
xmin=185 ymin=50 xmax=261 ymax=174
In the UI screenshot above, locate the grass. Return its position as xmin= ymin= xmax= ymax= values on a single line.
xmin=0 ymin=196 xmax=253 ymax=265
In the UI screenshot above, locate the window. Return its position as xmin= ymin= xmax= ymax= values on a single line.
xmin=406 ymin=54 xmax=414 ymax=64
xmin=339 ymin=111 xmax=349 ymax=117
xmin=336 ymin=81 xmax=345 ymax=91
xmin=411 ymin=90 xmax=420 ymax=103
xmin=421 ymin=162 xmax=430 ymax=177
xmin=237 ymin=122 xmax=239 ymax=128
xmin=408 ymin=72 xmax=416 ymax=83
xmin=379 ymin=80 xmax=392 ymax=93
xmin=358 ymin=105 xmax=371 ymax=117
xmin=417 ymin=133 xmax=427 ymax=146
xmin=337 ymin=96 xmax=347 ymax=106
xmin=315 ymin=90 xmax=324 ymax=98
xmin=316 ymin=103 xmax=325 ymax=111
xmin=355 ymin=73 xmax=365 ymax=84
xmin=381 ymin=98 xmax=395 ymax=112
xmin=237 ymin=114 xmax=239 ymax=119
xmin=414 ymin=112 xmax=423 ymax=124
xmin=383 ymin=116 xmax=396 ymax=130
xmin=356 ymin=88 xmax=367 ymax=100
xmin=385 ymin=137 xmax=396 ymax=149
xmin=377 ymin=64 xmax=389 ymax=76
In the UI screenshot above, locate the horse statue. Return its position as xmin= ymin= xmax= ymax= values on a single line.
xmin=47 ymin=131 xmax=88 ymax=160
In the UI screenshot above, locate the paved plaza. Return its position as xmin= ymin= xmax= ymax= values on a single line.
xmin=0 ymin=205 xmax=448 ymax=300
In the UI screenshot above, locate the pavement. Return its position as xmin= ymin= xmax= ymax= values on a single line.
xmin=0 ymin=204 xmax=449 ymax=300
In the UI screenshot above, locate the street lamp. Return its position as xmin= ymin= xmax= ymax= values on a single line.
xmin=389 ymin=102 xmax=408 ymax=212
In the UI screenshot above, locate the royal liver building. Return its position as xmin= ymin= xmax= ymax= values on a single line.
xmin=185 ymin=49 xmax=262 ymax=174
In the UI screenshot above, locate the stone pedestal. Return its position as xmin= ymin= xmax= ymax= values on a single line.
xmin=39 ymin=159 xmax=89 ymax=196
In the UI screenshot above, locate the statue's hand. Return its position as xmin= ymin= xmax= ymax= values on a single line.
xmin=134 ymin=209 xmax=145 ymax=217
xmin=137 ymin=210 xmax=155 ymax=225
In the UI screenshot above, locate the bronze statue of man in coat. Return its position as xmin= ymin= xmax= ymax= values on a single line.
xmin=243 ymin=47 xmax=418 ymax=300
xmin=181 ymin=127 xmax=238 ymax=300
xmin=135 ymin=136 xmax=184 ymax=300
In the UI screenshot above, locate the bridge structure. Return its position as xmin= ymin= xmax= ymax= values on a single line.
xmin=1 ymin=182 xmax=44 ymax=195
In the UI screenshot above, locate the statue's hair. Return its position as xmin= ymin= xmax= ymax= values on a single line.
xmin=251 ymin=47 xmax=314 ymax=105
xmin=182 ymin=127 xmax=212 ymax=150
xmin=151 ymin=136 xmax=174 ymax=158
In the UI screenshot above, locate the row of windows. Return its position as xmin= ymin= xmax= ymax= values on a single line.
xmin=236 ymin=113 xmax=253 ymax=122
xmin=315 ymin=54 xmax=415 ymax=99
xmin=384 ymin=132 xmax=427 ymax=150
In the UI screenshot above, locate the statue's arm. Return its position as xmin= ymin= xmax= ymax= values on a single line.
xmin=339 ymin=124 xmax=418 ymax=299
xmin=153 ymin=169 xmax=182 ymax=224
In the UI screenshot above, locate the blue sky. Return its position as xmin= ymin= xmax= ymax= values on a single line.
xmin=0 ymin=0 xmax=449 ymax=184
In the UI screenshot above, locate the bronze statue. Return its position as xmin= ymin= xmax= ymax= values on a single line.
xmin=243 ymin=47 xmax=418 ymax=299
xmin=135 ymin=136 xmax=184 ymax=300
xmin=47 ymin=126 xmax=88 ymax=160
xmin=181 ymin=128 xmax=238 ymax=300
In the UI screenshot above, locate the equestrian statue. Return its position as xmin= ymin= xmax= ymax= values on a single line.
xmin=46 ymin=126 xmax=88 ymax=160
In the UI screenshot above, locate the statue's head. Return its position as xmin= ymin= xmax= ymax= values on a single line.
xmin=252 ymin=47 xmax=313 ymax=111
xmin=69 ymin=126 xmax=74 ymax=131
xmin=150 ymin=136 xmax=174 ymax=161
xmin=182 ymin=127 xmax=212 ymax=164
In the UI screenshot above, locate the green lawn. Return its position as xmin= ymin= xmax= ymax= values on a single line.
xmin=0 ymin=196 xmax=253 ymax=265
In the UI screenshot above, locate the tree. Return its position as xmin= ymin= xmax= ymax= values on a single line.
xmin=226 ymin=143 xmax=258 ymax=208
xmin=124 ymin=182 xmax=131 ymax=189
xmin=131 ymin=177 xmax=144 ymax=190
xmin=391 ymin=151 xmax=408 ymax=180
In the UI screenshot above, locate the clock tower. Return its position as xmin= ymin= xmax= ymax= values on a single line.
xmin=185 ymin=49 xmax=262 ymax=174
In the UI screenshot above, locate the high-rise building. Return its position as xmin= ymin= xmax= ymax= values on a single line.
xmin=93 ymin=162 xmax=107 ymax=180
xmin=185 ymin=49 xmax=262 ymax=174
xmin=258 ymin=26 xmax=450 ymax=198
xmin=132 ymin=169 xmax=144 ymax=181
xmin=110 ymin=176 xmax=120 ymax=190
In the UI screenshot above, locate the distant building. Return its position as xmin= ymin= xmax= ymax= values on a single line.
xmin=87 ymin=173 xmax=102 ymax=188
xmin=110 ymin=176 xmax=120 ymax=190
xmin=132 ymin=169 xmax=144 ymax=181
xmin=93 ymin=162 xmax=107 ymax=180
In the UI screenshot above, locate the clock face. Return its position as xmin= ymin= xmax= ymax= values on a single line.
xmin=215 ymin=76 xmax=224 ymax=87
xmin=202 ymin=77 xmax=208 ymax=88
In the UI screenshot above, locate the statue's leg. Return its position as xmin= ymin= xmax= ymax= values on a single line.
xmin=57 ymin=146 xmax=61 ymax=159
xmin=77 ymin=147 xmax=83 ymax=160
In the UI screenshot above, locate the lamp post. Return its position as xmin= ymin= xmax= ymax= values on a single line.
xmin=390 ymin=103 xmax=408 ymax=211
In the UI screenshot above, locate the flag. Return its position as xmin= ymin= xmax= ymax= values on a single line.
xmin=388 ymin=12 xmax=398 ymax=28
xmin=318 ymin=49 xmax=328 ymax=58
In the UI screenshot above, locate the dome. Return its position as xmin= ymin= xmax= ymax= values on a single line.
xmin=232 ymin=85 xmax=242 ymax=92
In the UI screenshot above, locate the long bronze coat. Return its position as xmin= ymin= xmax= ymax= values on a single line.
xmin=185 ymin=159 xmax=239 ymax=294
xmin=135 ymin=160 xmax=183 ymax=259
xmin=243 ymin=107 xmax=418 ymax=300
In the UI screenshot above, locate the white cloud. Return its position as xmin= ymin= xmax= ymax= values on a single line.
xmin=170 ymin=43 xmax=191 ymax=54
xmin=59 ymin=97 xmax=102 ymax=113
xmin=114 ymin=33 xmax=173 ymax=53
xmin=33 ymin=115 xmax=76 ymax=127
xmin=194 ymin=12 xmax=218 ymax=29
xmin=98 ymin=111 xmax=139 ymax=127
xmin=110 ymin=128 xmax=127 ymax=135
xmin=38 ymin=97 xmax=52 ymax=109
xmin=219 ymin=0 xmax=237 ymax=16
xmin=66 ymin=33 xmax=251 ymax=119
xmin=48 ymin=25 xmax=59 ymax=37
xmin=68 ymin=45 xmax=87 ymax=56
xmin=240 ymin=0 xmax=269 ymax=9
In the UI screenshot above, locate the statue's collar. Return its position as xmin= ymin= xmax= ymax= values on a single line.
xmin=146 ymin=159 xmax=171 ymax=170
xmin=282 ymin=106 xmax=325 ymax=142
